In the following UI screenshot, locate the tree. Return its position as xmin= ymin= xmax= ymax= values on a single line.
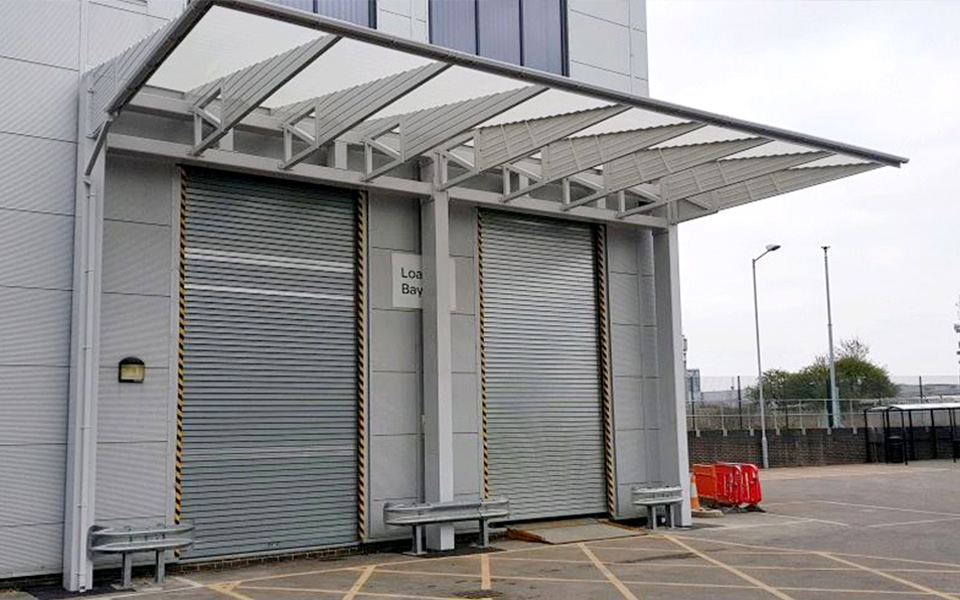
xmin=749 ymin=337 xmax=898 ymax=399
xmin=838 ymin=337 xmax=870 ymax=361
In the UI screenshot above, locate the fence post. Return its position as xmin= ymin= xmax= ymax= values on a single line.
xmin=737 ymin=376 xmax=744 ymax=430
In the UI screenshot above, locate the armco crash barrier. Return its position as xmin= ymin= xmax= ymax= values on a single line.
xmin=693 ymin=463 xmax=762 ymax=507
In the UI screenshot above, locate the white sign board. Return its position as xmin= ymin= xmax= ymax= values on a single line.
xmin=391 ymin=252 xmax=457 ymax=310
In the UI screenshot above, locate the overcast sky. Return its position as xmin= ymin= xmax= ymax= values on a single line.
xmin=647 ymin=0 xmax=960 ymax=384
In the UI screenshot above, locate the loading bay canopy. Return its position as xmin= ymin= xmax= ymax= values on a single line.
xmin=85 ymin=0 xmax=908 ymax=229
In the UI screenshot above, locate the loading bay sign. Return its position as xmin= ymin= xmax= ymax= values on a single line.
xmin=392 ymin=252 xmax=457 ymax=310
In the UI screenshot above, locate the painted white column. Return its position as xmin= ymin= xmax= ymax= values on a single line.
xmin=653 ymin=225 xmax=692 ymax=526
xmin=421 ymin=157 xmax=456 ymax=550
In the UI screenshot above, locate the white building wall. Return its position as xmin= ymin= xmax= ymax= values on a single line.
xmin=377 ymin=0 xmax=429 ymax=42
xmin=0 ymin=0 xmax=80 ymax=573
xmin=0 ymin=0 xmax=660 ymax=577
xmin=95 ymin=156 xmax=177 ymax=541
xmin=368 ymin=195 xmax=423 ymax=539
xmin=567 ymin=0 xmax=649 ymax=96
xmin=0 ymin=0 xmax=178 ymax=578
xmin=607 ymin=225 xmax=662 ymax=517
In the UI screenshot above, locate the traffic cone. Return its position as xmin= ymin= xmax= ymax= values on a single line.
xmin=690 ymin=472 xmax=702 ymax=511
xmin=690 ymin=472 xmax=722 ymax=518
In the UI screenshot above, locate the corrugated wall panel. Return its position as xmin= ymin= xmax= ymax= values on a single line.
xmin=0 ymin=58 xmax=77 ymax=142
xmin=480 ymin=211 xmax=605 ymax=520
xmin=0 ymin=524 xmax=63 ymax=578
xmin=0 ymin=445 xmax=65 ymax=527
xmin=0 ymin=0 xmax=79 ymax=69
xmin=0 ymin=367 xmax=69 ymax=445
xmin=0 ymin=288 xmax=72 ymax=367
xmin=0 ymin=211 xmax=75 ymax=291
xmin=181 ymin=169 xmax=358 ymax=558
xmin=96 ymin=442 xmax=170 ymax=520
xmin=87 ymin=2 xmax=169 ymax=69
xmin=0 ymin=133 xmax=77 ymax=215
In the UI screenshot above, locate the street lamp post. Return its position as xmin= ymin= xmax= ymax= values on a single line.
xmin=823 ymin=246 xmax=840 ymax=428
xmin=752 ymin=244 xmax=781 ymax=469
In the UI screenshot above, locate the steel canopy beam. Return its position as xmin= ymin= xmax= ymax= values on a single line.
xmin=439 ymin=104 xmax=630 ymax=190
xmin=188 ymin=35 xmax=341 ymax=156
xmin=106 ymin=132 xmax=668 ymax=229
xmin=275 ymin=62 xmax=450 ymax=170
xmin=361 ymin=85 xmax=547 ymax=181
xmin=501 ymin=121 xmax=704 ymax=203
xmin=562 ymin=137 xmax=771 ymax=211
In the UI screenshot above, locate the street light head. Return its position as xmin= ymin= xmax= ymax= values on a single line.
xmin=766 ymin=244 xmax=781 ymax=252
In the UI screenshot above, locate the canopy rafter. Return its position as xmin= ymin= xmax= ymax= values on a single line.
xmin=500 ymin=122 xmax=705 ymax=203
xmin=187 ymin=34 xmax=340 ymax=156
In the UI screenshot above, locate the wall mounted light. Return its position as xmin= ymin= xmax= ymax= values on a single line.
xmin=118 ymin=357 xmax=145 ymax=384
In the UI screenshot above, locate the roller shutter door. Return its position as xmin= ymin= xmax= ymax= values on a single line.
xmin=480 ymin=211 xmax=606 ymax=521
xmin=181 ymin=169 xmax=357 ymax=558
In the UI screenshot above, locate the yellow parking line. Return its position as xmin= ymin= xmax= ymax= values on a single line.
xmin=780 ymin=587 xmax=931 ymax=595
xmin=618 ymin=580 xmax=753 ymax=589
xmin=491 ymin=556 xmax=593 ymax=564
xmin=342 ymin=565 xmax=376 ymax=600
xmin=209 ymin=583 xmax=256 ymax=600
xmin=808 ymin=500 xmax=960 ymax=519
xmin=704 ymin=550 xmax=809 ymax=555
xmin=676 ymin=534 xmax=960 ymax=570
xmin=664 ymin=535 xmax=796 ymax=600
xmin=588 ymin=545 xmax=696 ymax=553
xmin=579 ymin=543 xmax=640 ymax=600
xmin=373 ymin=567 xmax=604 ymax=584
xmin=235 ymin=564 xmax=367 ymax=584
xmin=480 ymin=553 xmax=491 ymax=590
xmin=816 ymin=552 xmax=957 ymax=600
xmin=869 ymin=517 xmax=960 ymax=529
xmin=240 ymin=584 xmax=462 ymax=600
xmin=92 ymin=584 xmax=206 ymax=600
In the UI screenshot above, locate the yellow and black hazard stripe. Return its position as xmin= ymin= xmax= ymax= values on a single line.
xmin=175 ymin=168 xmax=188 ymax=525
xmin=477 ymin=209 xmax=490 ymax=499
xmin=355 ymin=192 xmax=369 ymax=540
xmin=594 ymin=225 xmax=617 ymax=517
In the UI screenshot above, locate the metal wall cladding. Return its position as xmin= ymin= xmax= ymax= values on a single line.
xmin=181 ymin=169 xmax=358 ymax=558
xmin=481 ymin=211 xmax=606 ymax=520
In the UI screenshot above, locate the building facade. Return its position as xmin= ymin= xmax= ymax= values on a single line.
xmin=0 ymin=0 xmax=902 ymax=590
xmin=0 ymin=0 xmax=650 ymax=583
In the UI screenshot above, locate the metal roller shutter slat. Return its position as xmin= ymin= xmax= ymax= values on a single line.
xmin=182 ymin=168 xmax=358 ymax=559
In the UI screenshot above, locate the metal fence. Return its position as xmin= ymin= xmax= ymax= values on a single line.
xmin=686 ymin=397 xmax=886 ymax=433
xmin=685 ymin=375 xmax=960 ymax=433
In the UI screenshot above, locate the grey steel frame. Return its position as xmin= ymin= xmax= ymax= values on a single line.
xmin=99 ymin=0 xmax=908 ymax=169
xmin=383 ymin=498 xmax=509 ymax=555
xmin=89 ymin=523 xmax=195 ymax=589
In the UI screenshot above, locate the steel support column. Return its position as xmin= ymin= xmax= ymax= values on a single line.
xmin=652 ymin=226 xmax=692 ymax=526
xmin=421 ymin=156 xmax=456 ymax=550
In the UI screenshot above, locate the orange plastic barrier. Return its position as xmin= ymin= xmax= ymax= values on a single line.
xmin=692 ymin=462 xmax=762 ymax=507
xmin=692 ymin=464 xmax=717 ymax=502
